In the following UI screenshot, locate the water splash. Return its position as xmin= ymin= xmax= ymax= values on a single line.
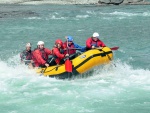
xmin=0 ymin=58 xmax=150 ymax=113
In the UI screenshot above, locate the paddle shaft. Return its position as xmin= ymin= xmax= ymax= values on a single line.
xmin=65 ymin=37 xmax=73 ymax=73
xmin=68 ymin=46 xmax=119 ymax=51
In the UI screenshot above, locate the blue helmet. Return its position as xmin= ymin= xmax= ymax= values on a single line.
xmin=67 ymin=36 xmax=73 ymax=42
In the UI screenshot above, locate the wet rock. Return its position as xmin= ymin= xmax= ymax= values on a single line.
xmin=123 ymin=0 xmax=143 ymax=3
xmin=111 ymin=0 xmax=124 ymax=4
xmin=0 ymin=10 xmax=39 ymax=19
xmin=98 ymin=0 xmax=144 ymax=4
xmin=99 ymin=0 xmax=111 ymax=4
xmin=0 ymin=0 xmax=149 ymax=5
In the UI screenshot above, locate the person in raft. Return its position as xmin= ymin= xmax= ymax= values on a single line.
xmin=86 ymin=32 xmax=106 ymax=50
xmin=32 ymin=41 xmax=52 ymax=67
xmin=52 ymin=39 xmax=69 ymax=65
xmin=20 ymin=42 xmax=33 ymax=65
xmin=63 ymin=36 xmax=86 ymax=59
xmin=63 ymin=36 xmax=86 ymax=54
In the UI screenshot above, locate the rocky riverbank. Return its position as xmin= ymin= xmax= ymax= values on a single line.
xmin=0 ymin=0 xmax=150 ymax=5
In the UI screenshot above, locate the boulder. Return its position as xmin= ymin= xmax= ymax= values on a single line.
xmin=98 ymin=0 xmax=111 ymax=4
xmin=111 ymin=0 xmax=124 ymax=4
xmin=123 ymin=0 xmax=143 ymax=3
xmin=98 ymin=0 xmax=124 ymax=4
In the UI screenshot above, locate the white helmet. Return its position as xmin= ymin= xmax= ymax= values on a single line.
xmin=37 ymin=41 xmax=44 ymax=45
xmin=26 ymin=43 xmax=31 ymax=47
xmin=92 ymin=32 xmax=99 ymax=38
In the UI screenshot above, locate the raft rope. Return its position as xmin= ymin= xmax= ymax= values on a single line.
xmin=40 ymin=49 xmax=113 ymax=76
xmin=99 ymin=48 xmax=116 ymax=67
xmin=75 ymin=51 xmax=112 ymax=69
xmin=99 ymin=49 xmax=112 ymax=61
xmin=40 ymin=65 xmax=60 ymax=74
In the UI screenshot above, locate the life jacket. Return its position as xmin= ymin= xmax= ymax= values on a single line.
xmin=68 ymin=43 xmax=76 ymax=55
xmin=90 ymin=38 xmax=98 ymax=47
xmin=20 ymin=50 xmax=32 ymax=61
xmin=52 ymin=47 xmax=65 ymax=64
xmin=64 ymin=42 xmax=76 ymax=55
xmin=39 ymin=49 xmax=48 ymax=61
xmin=51 ymin=48 xmax=57 ymax=60
xmin=51 ymin=47 xmax=62 ymax=59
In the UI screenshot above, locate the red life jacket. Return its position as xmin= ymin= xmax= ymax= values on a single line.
xmin=52 ymin=47 xmax=65 ymax=64
xmin=91 ymin=40 xmax=98 ymax=47
xmin=64 ymin=42 xmax=76 ymax=55
xmin=86 ymin=37 xmax=106 ymax=49
xmin=40 ymin=49 xmax=48 ymax=61
xmin=32 ymin=48 xmax=51 ymax=67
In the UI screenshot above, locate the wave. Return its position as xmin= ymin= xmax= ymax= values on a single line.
xmin=23 ymin=10 xmax=150 ymax=21
xmin=94 ymin=60 xmax=150 ymax=81
xmin=0 ymin=57 xmax=150 ymax=108
xmin=86 ymin=10 xmax=150 ymax=17
xmin=0 ymin=54 xmax=150 ymax=87
xmin=0 ymin=55 xmax=36 ymax=76
xmin=24 ymin=15 xmax=89 ymax=20
xmin=76 ymin=15 xmax=89 ymax=19
xmin=108 ymin=11 xmax=150 ymax=17
xmin=25 ymin=17 xmax=41 ymax=20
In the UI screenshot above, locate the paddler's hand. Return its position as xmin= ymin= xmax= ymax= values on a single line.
xmin=65 ymin=54 xmax=69 ymax=57
xmin=30 ymin=60 xmax=34 ymax=63
xmin=45 ymin=63 xmax=49 ymax=67
xmin=98 ymin=47 xmax=102 ymax=49
xmin=65 ymin=36 xmax=68 ymax=39
xmin=92 ymin=46 xmax=95 ymax=49
xmin=64 ymin=54 xmax=69 ymax=61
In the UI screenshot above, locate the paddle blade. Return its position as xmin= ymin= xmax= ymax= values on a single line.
xmin=110 ymin=47 xmax=119 ymax=50
xmin=65 ymin=59 xmax=72 ymax=72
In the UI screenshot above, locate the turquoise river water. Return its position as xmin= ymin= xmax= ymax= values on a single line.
xmin=0 ymin=4 xmax=150 ymax=113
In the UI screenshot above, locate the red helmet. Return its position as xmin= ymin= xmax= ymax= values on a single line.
xmin=55 ymin=39 xmax=63 ymax=46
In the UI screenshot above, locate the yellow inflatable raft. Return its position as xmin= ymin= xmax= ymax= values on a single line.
xmin=36 ymin=47 xmax=113 ymax=79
